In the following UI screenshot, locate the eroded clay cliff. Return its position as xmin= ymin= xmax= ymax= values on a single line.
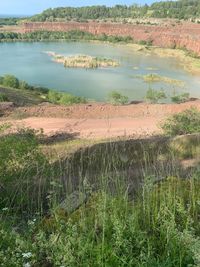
xmin=22 ymin=21 xmax=200 ymax=55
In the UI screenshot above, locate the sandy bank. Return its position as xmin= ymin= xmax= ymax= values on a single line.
xmin=1 ymin=101 xmax=200 ymax=140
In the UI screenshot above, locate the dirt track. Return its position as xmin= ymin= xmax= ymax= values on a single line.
xmin=1 ymin=101 xmax=200 ymax=139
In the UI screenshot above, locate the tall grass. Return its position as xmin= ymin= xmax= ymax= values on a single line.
xmin=0 ymin=130 xmax=200 ymax=266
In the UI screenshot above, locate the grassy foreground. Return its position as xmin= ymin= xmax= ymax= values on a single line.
xmin=0 ymin=115 xmax=200 ymax=266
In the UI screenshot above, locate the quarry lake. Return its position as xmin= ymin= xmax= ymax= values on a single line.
xmin=0 ymin=41 xmax=200 ymax=101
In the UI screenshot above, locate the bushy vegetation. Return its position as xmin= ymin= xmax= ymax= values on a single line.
xmin=30 ymin=1 xmax=200 ymax=22
xmin=0 ymin=74 xmax=87 ymax=106
xmin=0 ymin=127 xmax=48 ymax=212
xmin=48 ymin=90 xmax=87 ymax=105
xmin=171 ymin=92 xmax=190 ymax=104
xmin=1 ymin=74 xmax=20 ymax=88
xmin=162 ymin=107 xmax=200 ymax=136
xmin=145 ymin=87 xmax=166 ymax=103
xmin=0 ymin=93 xmax=8 ymax=102
xmin=0 ymin=17 xmax=19 ymax=26
xmin=0 ymin=123 xmax=200 ymax=266
xmin=108 ymin=91 xmax=129 ymax=105
xmin=0 ymin=30 xmax=133 ymax=43
xmin=0 ymin=74 xmax=48 ymax=93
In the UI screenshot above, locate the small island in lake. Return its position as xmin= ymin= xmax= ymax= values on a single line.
xmin=136 ymin=73 xmax=185 ymax=87
xmin=45 ymin=51 xmax=119 ymax=69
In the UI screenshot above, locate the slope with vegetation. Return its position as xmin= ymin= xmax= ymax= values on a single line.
xmin=30 ymin=0 xmax=200 ymax=21
xmin=0 ymin=74 xmax=87 ymax=107
xmin=0 ymin=107 xmax=200 ymax=266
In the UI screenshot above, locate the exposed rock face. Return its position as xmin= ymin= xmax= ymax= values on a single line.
xmin=22 ymin=21 xmax=200 ymax=55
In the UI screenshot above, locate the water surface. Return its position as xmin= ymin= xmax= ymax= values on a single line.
xmin=0 ymin=41 xmax=199 ymax=101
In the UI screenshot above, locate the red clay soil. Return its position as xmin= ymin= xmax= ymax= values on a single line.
xmin=21 ymin=21 xmax=200 ymax=55
xmin=1 ymin=101 xmax=200 ymax=139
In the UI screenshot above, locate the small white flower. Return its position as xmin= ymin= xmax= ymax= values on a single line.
xmin=22 ymin=252 xmax=32 ymax=259
xmin=2 ymin=207 xmax=8 ymax=211
xmin=23 ymin=263 xmax=31 ymax=267
xmin=28 ymin=219 xmax=36 ymax=226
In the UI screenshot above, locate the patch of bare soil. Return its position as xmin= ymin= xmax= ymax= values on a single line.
xmin=1 ymin=101 xmax=200 ymax=139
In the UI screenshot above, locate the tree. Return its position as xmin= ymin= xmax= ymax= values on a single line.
xmin=3 ymin=74 xmax=19 ymax=89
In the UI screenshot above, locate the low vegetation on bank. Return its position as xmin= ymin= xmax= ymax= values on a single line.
xmin=0 ymin=107 xmax=200 ymax=266
xmin=0 ymin=74 xmax=193 ymax=107
xmin=46 ymin=51 xmax=119 ymax=69
xmin=161 ymin=107 xmax=200 ymax=136
xmin=0 ymin=74 xmax=87 ymax=106
xmin=0 ymin=30 xmax=133 ymax=43
xmin=108 ymin=91 xmax=129 ymax=105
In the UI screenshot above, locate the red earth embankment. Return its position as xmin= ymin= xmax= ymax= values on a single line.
xmin=22 ymin=21 xmax=200 ymax=55
xmin=1 ymin=101 xmax=200 ymax=139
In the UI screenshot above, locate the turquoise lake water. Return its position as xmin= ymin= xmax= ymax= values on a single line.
xmin=0 ymin=41 xmax=199 ymax=101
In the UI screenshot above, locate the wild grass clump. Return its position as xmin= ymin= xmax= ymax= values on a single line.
xmin=161 ymin=107 xmax=200 ymax=136
xmin=0 ymin=127 xmax=49 ymax=213
xmin=46 ymin=51 xmax=119 ymax=69
xmin=0 ymin=123 xmax=200 ymax=266
xmin=1 ymin=175 xmax=199 ymax=267
xmin=145 ymin=87 xmax=166 ymax=103
xmin=0 ymin=93 xmax=8 ymax=102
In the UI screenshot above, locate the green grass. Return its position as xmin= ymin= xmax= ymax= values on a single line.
xmin=0 ymin=86 xmax=44 ymax=106
xmin=0 ymin=117 xmax=200 ymax=266
xmin=137 ymin=73 xmax=185 ymax=87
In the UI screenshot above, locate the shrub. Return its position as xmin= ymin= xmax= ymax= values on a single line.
xmin=0 ymin=76 xmax=4 ymax=84
xmin=161 ymin=107 xmax=200 ymax=136
xmin=0 ymin=93 xmax=8 ymax=102
xmin=47 ymin=90 xmax=61 ymax=104
xmin=145 ymin=87 xmax=166 ymax=103
xmin=108 ymin=91 xmax=129 ymax=105
xmin=2 ymin=74 xmax=19 ymax=88
xmin=48 ymin=90 xmax=87 ymax=105
xmin=19 ymin=80 xmax=30 ymax=90
xmin=59 ymin=93 xmax=86 ymax=105
xmin=171 ymin=92 xmax=190 ymax=104
xmin=0 ymin=128 xmax=47 ymax=211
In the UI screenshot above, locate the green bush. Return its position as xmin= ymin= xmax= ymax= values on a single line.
xmin=19 ymin=80 xmax=30 ymax=90
xmin=2 ymin=74 xmax=19 ymax=88
xmin=48 ymin=90 xmax=87 ymax=105
xmin=108 ymin=91 xmax=129 ymax=105
xmin=59 ymin=93 xmax=87 ymax=105
xmin=145 ymin=87 xmax=166 ymax=103
xmin=47 ymin=90 xmax=61 ymax=104
xmin=171 ymin=92 xmax=190 ymax=104
xmin=161 ymin=107 xmax=200 ymax=136
xmin=0 ymin=93 xmax=8 ymax=102
xmin=0 ymin=128 xmax=47 ymax=211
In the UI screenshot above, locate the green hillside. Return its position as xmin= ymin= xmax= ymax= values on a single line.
xmin=30 ymin=0 xmax=200 ymax=22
